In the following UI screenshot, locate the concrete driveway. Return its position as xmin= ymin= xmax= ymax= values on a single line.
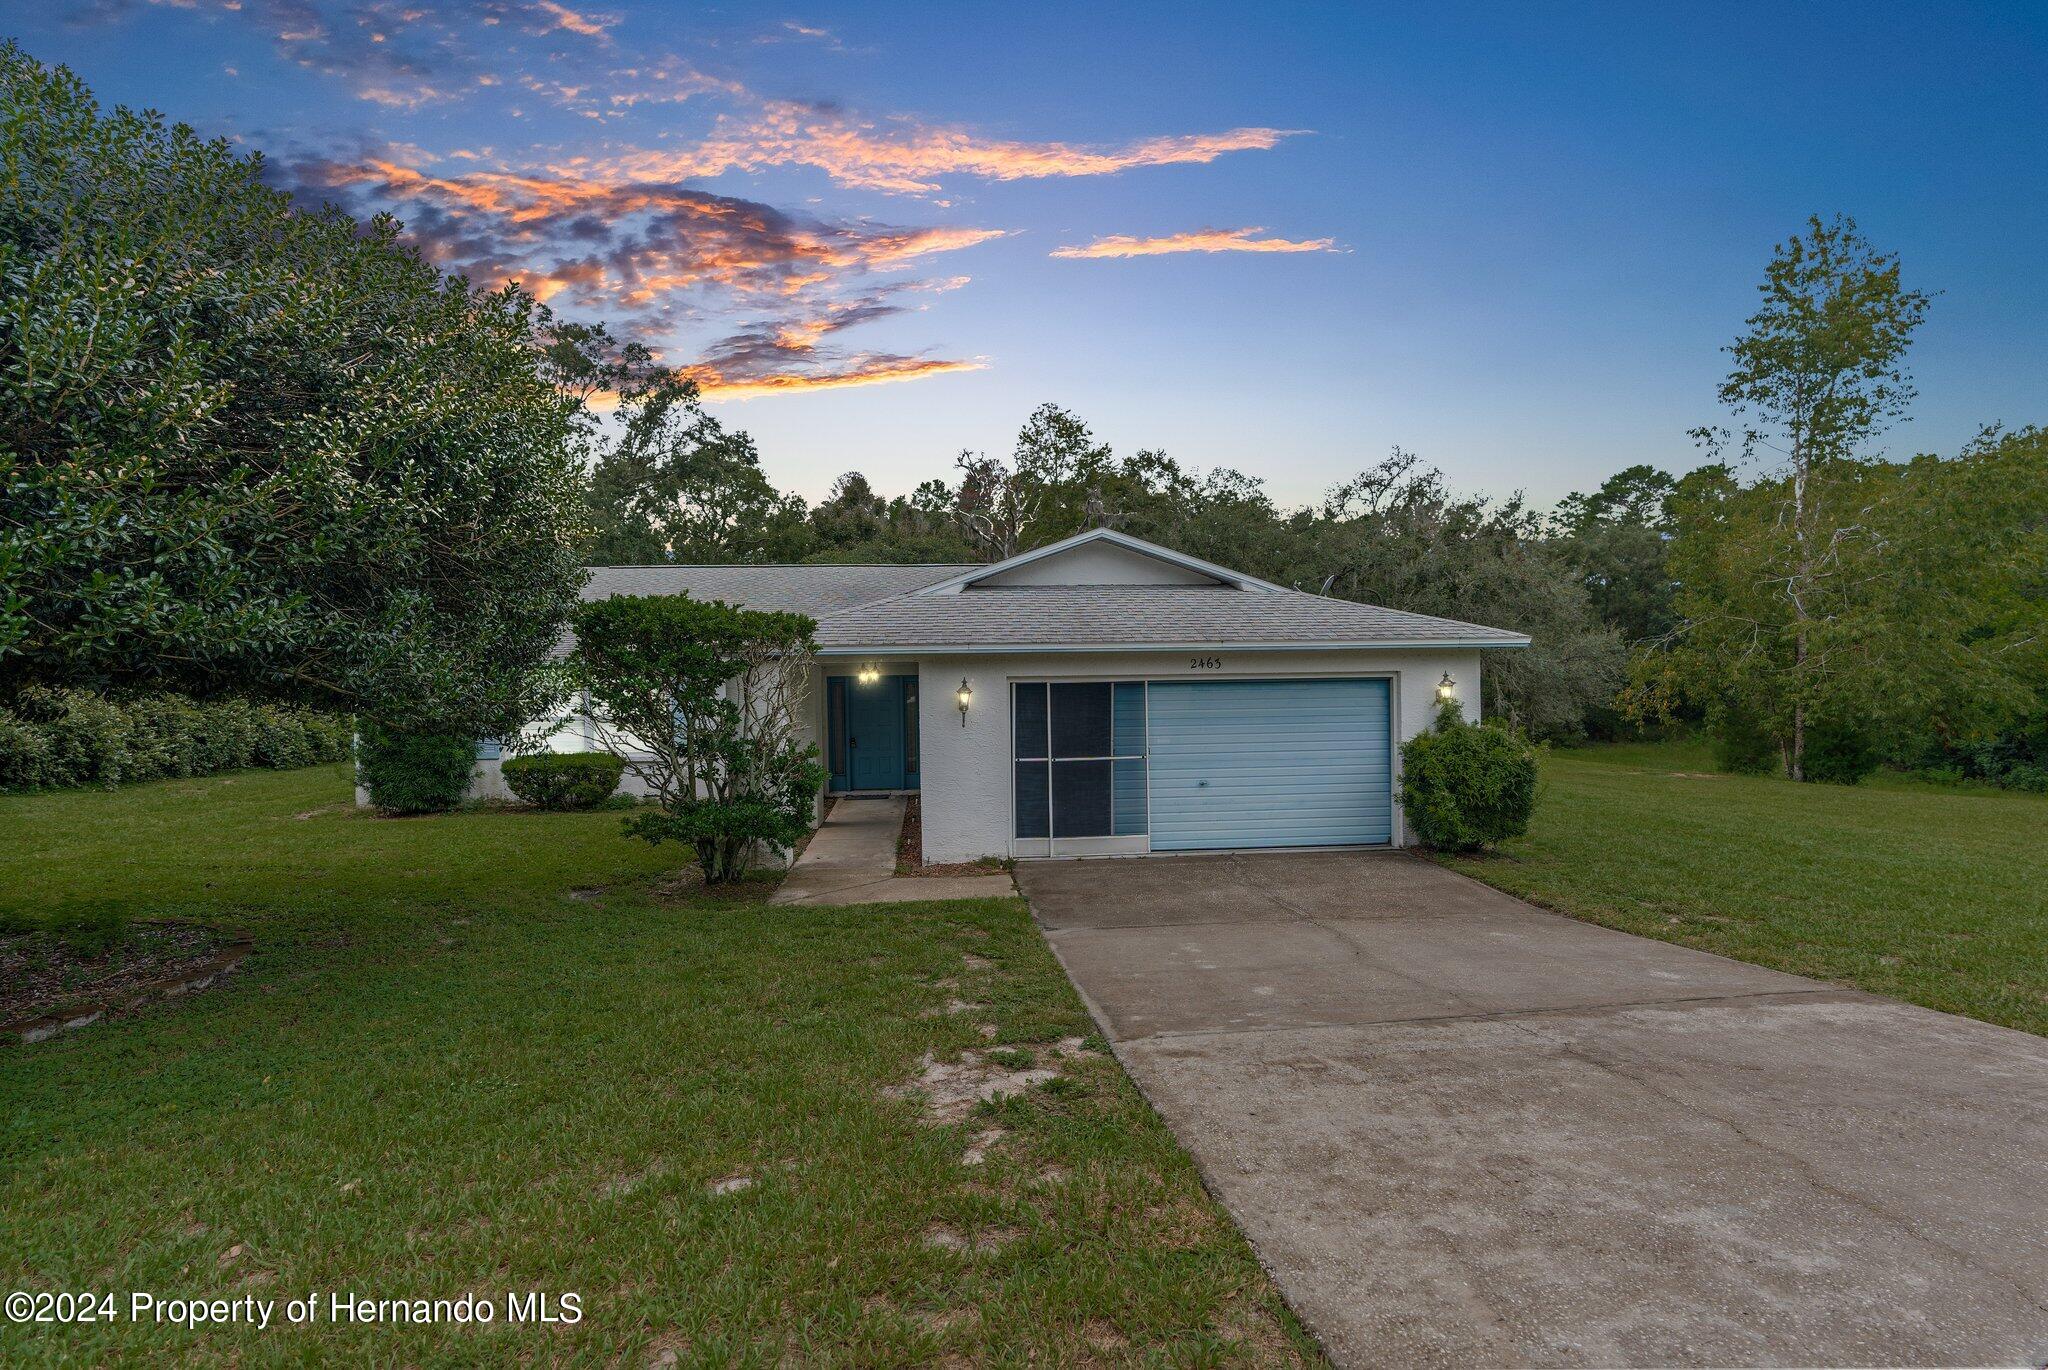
xmin=1018 ymin=851 xmax=2048 ymax=1368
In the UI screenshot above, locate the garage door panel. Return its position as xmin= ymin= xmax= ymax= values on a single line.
xmin=1148 ymin=678 xmax=1391 ymax=851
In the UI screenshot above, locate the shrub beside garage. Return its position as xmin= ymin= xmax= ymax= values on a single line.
xmin=1400 ymin=712 xmax=1539 ymax=852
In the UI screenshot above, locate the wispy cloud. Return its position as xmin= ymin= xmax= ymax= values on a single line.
xmin=684 ymin=354 xmax=987 ymax=398
xmin=526 ymin=0 xmax=614 ymax=39
xmin=574 ymin=103 xmax=1305 ymax=194
xmin=88 ymin=0 xmax=1304 ymax=193
xmin=1051 ymin=227 xmax=1342 ymax=259
xmin=756 ymin=19 xmax=848 ymax=51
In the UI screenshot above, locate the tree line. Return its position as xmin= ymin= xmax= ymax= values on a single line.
xmin=5 ymin=47 xmax=2042 ymax=789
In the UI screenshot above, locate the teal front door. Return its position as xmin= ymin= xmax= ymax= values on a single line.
xmin=847 ymin=677 xmax=906 ymax=790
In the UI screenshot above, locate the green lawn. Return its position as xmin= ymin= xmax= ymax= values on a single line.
xmin=0 ymin=766 xmax=1316 ymax=1366
xmin=1435 ymin=741 xmax=2048 ymax=1037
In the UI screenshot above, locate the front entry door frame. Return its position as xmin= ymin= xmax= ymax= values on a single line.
xmin=827 ymin=673 xmax=920 ymax=793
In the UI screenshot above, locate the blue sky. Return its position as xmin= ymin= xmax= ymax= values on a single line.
xmin=13 ymin=2 xmax=2046 ymax=507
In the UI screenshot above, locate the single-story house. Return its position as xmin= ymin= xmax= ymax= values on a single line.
xmin=464 ymin=528 xmax=1528 ymax=862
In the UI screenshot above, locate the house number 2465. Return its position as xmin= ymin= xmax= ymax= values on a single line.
xmin=1188 ymin=656 xmax=1223 ymax=670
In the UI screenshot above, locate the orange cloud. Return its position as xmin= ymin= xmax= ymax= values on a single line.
xmin=531 ymin=0 xmax=615 ymax=38
xmin=576 ymin=104 xmax=1305 ymax=194
xmin=287 ymin=156 xmax=1003 ymax=306
xmin=276 ymin=152 xmax=998 ymax=399
xmin=684 ymin=356 xmax=987 ymax=399
xmin=1050 ymin=227 xmax=1342 ymax=259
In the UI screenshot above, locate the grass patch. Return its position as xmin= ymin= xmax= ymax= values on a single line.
xmin=1435 ymin=741 xmax=2048 ymax=1036
xmin=0 ymin=765 xmax=1318 ymax=1365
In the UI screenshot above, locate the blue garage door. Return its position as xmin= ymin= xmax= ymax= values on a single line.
xmin=1148 ymin=678 xmax=1392 ymax=850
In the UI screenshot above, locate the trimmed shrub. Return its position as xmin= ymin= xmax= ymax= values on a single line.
xmin=0 ymin=689 xmax=353 ymax=790
xmin=355 ymin=725 xmax=477 ymax=814
xmin=1708 ymin=703 xmax=1779 ymax=776
xmin=0 ymin=713 xmax=50 ymax=789
xmin=1802 ymin=718 xmax=1882 ymax=786
xmin=1400 ymin=720 xmax=1538 ymax=852
xmin=502 ymin=752 xmax=626 ymax=810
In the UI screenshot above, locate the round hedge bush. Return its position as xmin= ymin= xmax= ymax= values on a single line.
xmin=502 ymin=752 xmax=625 ymax=810
xmin=1399 ymin=721 xmax=1538 ymax=852
xmin=356 ymin=725 xmax=476 ymax=814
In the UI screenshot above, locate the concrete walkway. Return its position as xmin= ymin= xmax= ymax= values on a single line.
xmin=770 ymin=795 xmax=1016 ymax=906
xmin=1019 ymin=849 xmax=2048 ymax=1368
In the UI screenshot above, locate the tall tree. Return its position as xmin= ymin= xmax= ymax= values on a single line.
xmin=803 ymin=472 xmax=976 ymax=564
xmin=1680 ymin=215 xmax=1931 ymax=778
xmin=950 ymin=403 xmax=1113 ymax=558
xmin=0 ymin=46 xmax=586 ymax=734
xmin=584 ymin=379 xmax=809 ymax=564
xmin=1552 ymin=464 xmax=1679 ymax=648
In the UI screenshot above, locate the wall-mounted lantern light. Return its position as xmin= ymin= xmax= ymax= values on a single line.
xmin=956 ymin=677 xmax=973 ymax=726
xmin=1436 ymin=671 xmax=1457 ymax=704
xmin=856 ymin=664 xmax=880 ymax=686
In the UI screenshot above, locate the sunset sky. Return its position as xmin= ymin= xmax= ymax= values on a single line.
xmin=16 ymin=2 xmax=2046 ymax=507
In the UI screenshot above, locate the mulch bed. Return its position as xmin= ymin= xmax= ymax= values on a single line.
xmin=895 ymin=794 xmax=1010 ymax=878
xmin=2 ymin=924 xmax=249 ymax=1043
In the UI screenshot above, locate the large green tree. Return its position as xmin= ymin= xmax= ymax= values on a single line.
xmin=1656 ymin=215 xmax=1932 ymax=778
xmin=0 ymin=46 xmax=587 ymax=734
xmin=1552 ymin=464 xmax=1679 ymax=648
xmin=800 ymin=471 xmax=978 ymax=564
xmin=1870 ymin=427 xmax=2048 ymax=762
xmin=583 ymin=377 xmax=810 ymax=565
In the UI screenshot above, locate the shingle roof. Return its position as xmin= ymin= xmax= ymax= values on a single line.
xmin=814 ymin=584 xmax=1529 ymax=651
xmin=566 ymin=556 xmax=1529 ymax=655
xmin=557 ymin=563 xmax=976 ymax=657
xmin=579 ymin=563 xmax=976 ymax=616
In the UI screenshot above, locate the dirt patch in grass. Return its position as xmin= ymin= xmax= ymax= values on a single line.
xmin=884 ymin=1048 xmax=1061 ymax=1124
xmin=922 ymin=1222 xmax=1020 ymax=1254
xmin=918 ymin=996 xmax=988 ymax=1018
xmin=3 ymin=922 xmax=248 ymax=1040
xmin=961 ymin=1127 xmax=1006 ymax=1165
xmin=896 ymin=795 xmax=1011 ymax=877
xmin=645 ymin=866 xmax=779 ymax=907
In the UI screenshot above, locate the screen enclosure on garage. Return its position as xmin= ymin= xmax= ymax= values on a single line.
xmin=1011 ymin=677 xmax=1393 ymax=857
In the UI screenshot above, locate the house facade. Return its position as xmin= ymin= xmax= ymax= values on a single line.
xmin=473 ymin=530 xmax=1528 ymax=863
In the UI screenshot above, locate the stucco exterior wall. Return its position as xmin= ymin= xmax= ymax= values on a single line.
xmin=910 ymin=648 xmax=1483 ymax=864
